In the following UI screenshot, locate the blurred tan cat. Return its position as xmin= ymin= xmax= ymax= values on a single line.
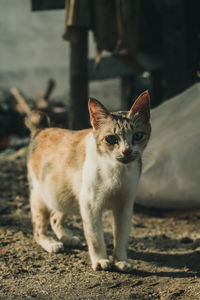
xmin=25 ymin=91 xmax=151 ymax=272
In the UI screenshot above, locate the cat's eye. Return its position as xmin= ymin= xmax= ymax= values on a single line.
xmin=105 ymin=135 xmax=119 ymax=145
xmin=132 ymin=132 xmax=144 ymax=142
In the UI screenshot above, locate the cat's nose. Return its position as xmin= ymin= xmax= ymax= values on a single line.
xmin=122 ymin=148 xmax=132 ymax=156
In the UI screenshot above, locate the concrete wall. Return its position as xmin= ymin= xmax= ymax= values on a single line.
xmin=0 ymin=0 xmax=120 ymax=109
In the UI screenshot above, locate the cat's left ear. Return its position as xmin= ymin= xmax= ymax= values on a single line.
xmin=127 ymin=91 xmax=150 ymax=122
xmin=88 ymin=98 xmax=110 ymax=130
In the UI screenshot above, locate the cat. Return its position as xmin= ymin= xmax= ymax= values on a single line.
xmin=25 ymin=91 xmax=151 ymax=272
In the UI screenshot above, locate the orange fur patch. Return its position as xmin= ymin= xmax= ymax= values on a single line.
xmin=29 ymin=128 xmax=91 ymax=181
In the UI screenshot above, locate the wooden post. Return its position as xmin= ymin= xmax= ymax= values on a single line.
xmin=162 ymin=0 xmax=188 ymax=98
xmin=121 ymin=75 xmax=136 ymax=110
xmin=69 ymin=28 xmax=89 ymax=130
xmin=150 ymin=70 xmax=163 ymax=108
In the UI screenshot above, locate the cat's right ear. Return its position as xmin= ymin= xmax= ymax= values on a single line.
xmin=88 ymin=98 xmax=110 ymax=130
xmin=127 ymin=91 xmax=150 ymax=122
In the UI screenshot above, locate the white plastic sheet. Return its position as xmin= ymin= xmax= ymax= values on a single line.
xmin=136 ymin=83 xmax=200 ymax=209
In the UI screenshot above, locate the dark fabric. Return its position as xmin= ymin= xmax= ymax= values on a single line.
xmin=63 ymin=0 xmax=141 ymax=69
xmin=63 ymin=0 xmax=91 ymax=42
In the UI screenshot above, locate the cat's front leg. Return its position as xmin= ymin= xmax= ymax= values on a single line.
xmin=112 ymin=196 xmax=134 ymax=272
xmin=80 ymin=197 xmax=112 ymax=271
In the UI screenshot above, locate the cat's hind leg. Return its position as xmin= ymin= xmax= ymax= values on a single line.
xmin=30 ymin=191 xmax=64 ymax=253
xmin=50 ymin=211 xmax=80 ymax=248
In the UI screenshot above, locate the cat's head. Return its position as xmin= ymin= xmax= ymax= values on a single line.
xmin=88 ymin=91 xmax=151 ymax=164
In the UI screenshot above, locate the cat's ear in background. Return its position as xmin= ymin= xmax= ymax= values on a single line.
xmin=127 ymin=91 xmax=150 ymax=122
xmin=88 ymin=98 xmax=110 ymax=130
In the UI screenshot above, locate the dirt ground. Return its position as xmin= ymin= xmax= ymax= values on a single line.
xmin=1 ymin=150 xmax=200 ymax=300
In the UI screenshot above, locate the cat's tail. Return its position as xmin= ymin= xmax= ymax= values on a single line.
xmin=25 ymin=110 xmax=50 ymax=138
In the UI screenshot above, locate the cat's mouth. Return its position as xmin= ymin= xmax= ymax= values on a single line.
xmin=116 ymin=156 xmax=135 ymax=164
xmin=116 ymin=152 xmax=139 ymax=164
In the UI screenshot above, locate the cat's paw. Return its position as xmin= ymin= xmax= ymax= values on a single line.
xmin=70 ymin=236 xmax=81 ymax=247
xmin=114 ymin=260 xmax=133 ymax=272
xmin=93 ymin=259 xmax=112 ymax=271
xmin=61 ymin=236 xmax=81 ymax=248
xmin=47 ymin=241 xmax=64 ymax=253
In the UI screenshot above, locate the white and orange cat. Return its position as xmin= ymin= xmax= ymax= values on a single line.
xmin=25 ymin=91 xmax=151 ymax=272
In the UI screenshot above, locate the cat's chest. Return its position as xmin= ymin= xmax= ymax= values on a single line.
xmin=82 ymin=155 xmax=139 ymax=197
xmin=98 ymin=161 xmax=131 ymax=189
